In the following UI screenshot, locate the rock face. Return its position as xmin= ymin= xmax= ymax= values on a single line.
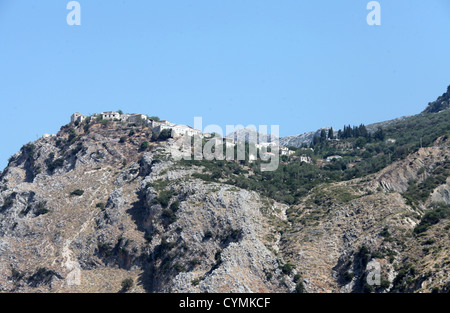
xmin=0 ymin=120 xmax=293 ymax=293
xmin=0 ymin=117 xmax=448 ymax=293
xmin=279 ymin=127 xmax=333 ymax=148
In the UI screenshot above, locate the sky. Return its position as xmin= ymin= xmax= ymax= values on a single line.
xmin=0 ymin=0 xmax=449 ymax=170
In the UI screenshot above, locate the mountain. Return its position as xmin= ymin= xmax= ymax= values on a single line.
xmin=423 ymin=85 xmax=450 ymax=113
xmin=279 ymin=85 xmax=450 ymax=148
xmin=0 ymin=118 xmax=291 ymax=293
xmin=279 ymin=127 xmax=333 ymax=148
xmin=226 ymin=128 xmax=279 ymax=144
xmin=0 ymin=86 xmax=449 ymax=293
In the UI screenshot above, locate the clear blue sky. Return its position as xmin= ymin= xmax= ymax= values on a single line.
xmin=0 ymin=0 xmax=449 ymax=170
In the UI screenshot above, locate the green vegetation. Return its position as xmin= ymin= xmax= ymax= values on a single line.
xmin=21 ymin=143 xmax=36 ymax=158
xmin=67 ymin=129 xmax=79 ymax=145
xmin=70 ymin=143 xmax=86 ymax=156
xmin=414 ymin=203 xmax=450 ymax=234
xmin=281 ymin=262 xmax=295 ymax=276
xmin=140 ymin=141 xmax=151 ymax=151
xmin=423 ymin=86 xmax=449 ymax=113
xmin=0 ymin=193 xmax=15 ymax=213
xmin=391 ymin=263 xmax=417 ymax=293
xmin=119 ymin=136 xmax=127 ymax=143
xmin=161 ymin=209 xmax=177 ymax=226
xmin=45 ymin=153 xmax=65 ymax=174
xmin=154 ymin=189 xmax=174 ymax=208
xmin=203 ymin=230 xmax=213 ymax=240
xmin=34 ymin=201 xmax=50 ymax=216
xmin=177 ymin=107 xmax=450 ymax=206
xmin=121 ymin=278 xmax=134 ymax=291
xmin=403 ymin=162 xmax=450 ymax=207
xmin=70 ymin=189 xmax=85 ymax=197
xmin=156 ymin=129 xmax=172 ymax=141
xmin=97 ymin=242 xmax=113 ymax=257
xmin=28 ymin=268 xmax=60 ymax=287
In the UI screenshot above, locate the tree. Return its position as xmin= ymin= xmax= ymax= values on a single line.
xmin=149 ymin=116 xmax=160 ymax=122
xmin=328 ymin=127 xmax=334 ymax=140
xmin=121 ymin=278 xmax=134 ymax=291
xmin=158 ymin=129 xmax=172 ymax=141
xmin=373 ymin=127 xmax=385 ymax=141
xmin=320 ymin=129 xmax=327 ymax=142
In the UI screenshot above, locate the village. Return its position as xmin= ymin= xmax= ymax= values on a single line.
xmin=70 ymin=111 xmax=318 ymax=165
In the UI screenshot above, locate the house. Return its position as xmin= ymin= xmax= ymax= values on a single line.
xmin=299 ymin=155 xmax=312 ymax=164
xmin=280 ymin=146 xmax=295 ymax=156
xmin=386 ymin=138 xmax=396 ymax=144
xmin=326 ymin=155 xmax=343 ymax=162
xmin=154 ymin=123 xmax=201 ymax=138
xmin=101 ymin=111 xmax=121 ymax=120
xmin=71 ymin=112 xmax=87 ymax=124
xmin=127 ymin=114 xmax=148 ymax=124
xmin=171 ymin=125 xmax=202 ymax=137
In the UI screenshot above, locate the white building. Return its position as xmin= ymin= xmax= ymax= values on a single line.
xmin=154 ymin=123 xmax=202 ymax=138
xmin=280 ymin=146 xmax=295 ymax=156
xmin=386 ymin=138 xmax=396 ymax=144
xmin=101 ymin=111 xmax=121 ymax=120
xmin=326 ymin=155 xmax=343 ymax=162
xmin=128 ymin=114 xmax=148 ymax=124
xmin=71 ymin=112 xmax=87 ymax=124
xmin=299 ymin=155 xmax=312 ymax=164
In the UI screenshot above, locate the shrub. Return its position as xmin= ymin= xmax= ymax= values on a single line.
xmin=281 ymin=262 xmax=295 ymax=276
xmin=140 ymin=141 xmax=151 ymax=151
xmin=119 ymin=136 xmax=127 ymax=143
xmin=414 ymin=203 xmax=450 ymax=234
xmin=35 ymin=202 xmax=50 ymax=216
xmin=192 ymin=278 xmax=201 ymax=286
xmin=173 ymin=263 xmax=186 ymax=273
xmin=28 ymin=268 xmax=59 ymax=287
xmin=121 ymin=278 xmax=134 ymax=291
xmin=46 ymin=158 xmax=65 ymax=174
xmin=97 ymin=242 xmax=113 ymax=257
xmin=158 ymin=129 xmax=172 ymax=141
xmin=1 ymin=198 xmax=14 ymax=212
xmin=161 ymin=209 xmax=177 ymax=225
xmin=295 ymin=281 xmax=306 ymax=293
xmin=170 ymin=201 xmax=180 ymax=212
xmin=70 ymin=189 xmax=85 ymax=197
xmin=68 ymin=129 xmax=79 ymax=145
xmin=11 ymin=268 xmax=25 ymax=282
xmin=21 ymin=143 xmax=36 ymax=158
xmin=203 ymin=230 xmax=213 ymax=240
xmin=342 ymin=271 xmax=354 ymax=283
xmin=189 ymin=258 xmax=201 ymax=267
xmin=155 ymin=190 xmax=174 ymax=208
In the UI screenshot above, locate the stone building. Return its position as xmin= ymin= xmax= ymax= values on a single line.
xmin=128 ymin=114 xmax=148 ymax=124
xmin=71 ymin=112 xmax=87 ymax=124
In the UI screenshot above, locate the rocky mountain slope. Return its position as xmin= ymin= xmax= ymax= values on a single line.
xmin=0 ymin=87 xmax=449 ymax=293
xmin=0 ymin=120 xmax=293 ymax=293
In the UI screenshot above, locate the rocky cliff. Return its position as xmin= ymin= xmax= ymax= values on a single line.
xmin=0 ymin=120 xmax=294 ymax=293
xmin=0 ymin=113 xmax=449 ymax=293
